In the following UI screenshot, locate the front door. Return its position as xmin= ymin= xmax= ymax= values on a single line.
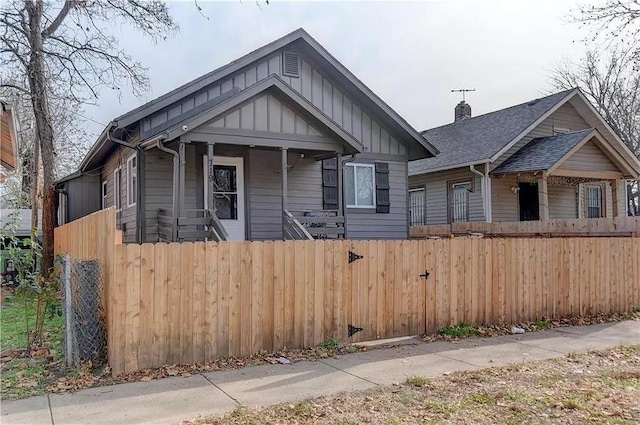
xmin=519 ymin=182 xmax=539 ymax=221
xmin=203 ymin=156 xmax=245 ymax=241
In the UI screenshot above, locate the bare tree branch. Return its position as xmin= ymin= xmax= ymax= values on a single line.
xmin=41 ymin=0 xmax=74 ymax=39
xmin=549 ymin=44 xmax=640 ymax=215
xmin=0 ymin=83 xmax=30 ymax=94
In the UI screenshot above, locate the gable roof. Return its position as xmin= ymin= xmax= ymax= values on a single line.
xmin=80 ymin=28 xmax=436 ymax=172
xmin=491 ymin=128 xmax=595 ymax=174
xmin=144 ymin=75 xmax=365 ymax=154
xmin=408 ymin=89 xmax=577 ymax=175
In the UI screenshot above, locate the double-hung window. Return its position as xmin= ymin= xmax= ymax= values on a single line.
xmin=450 ymin=181 xmax=471 ymax=223
xmin=345 ymin=163 xmax=375 ymax=208
xmin=409 ymin=188 xmax=426 ymax=226
xmin=127 ymin=155 xmax=137 ymax=207
xmin=114 ymin=167 xmax=122 ymax=210
xmin=586 ymin=185 xmax=603 ymax=218
xmin=101 ymin=181 xmax=108 ymax=209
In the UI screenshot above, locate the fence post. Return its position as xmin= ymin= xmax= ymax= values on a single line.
xmin=64 ymin=254 xmax=74 ymax=367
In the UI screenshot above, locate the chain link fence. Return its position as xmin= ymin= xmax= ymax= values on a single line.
xmin=62 ymin=256 xmax=107 ymax=368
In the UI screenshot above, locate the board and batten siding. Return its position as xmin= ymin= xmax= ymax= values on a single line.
xmin=560 ymin=141 xmax=620 ymax=172
xmin=141 ymin=48 xmax=407 ymax=157
xmin=408 ymin=166 xmax=485 ymax=225
xmin=100 ymin=145 xmax=136 ymax=243
xmin=206 ymin=92 xmax=324 ymax=137
xmin=492 ymin=102 xmax=591 ymax=169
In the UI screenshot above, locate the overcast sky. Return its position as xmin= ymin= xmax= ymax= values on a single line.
xmin=83 ymin=0 xmax=591 ymax=139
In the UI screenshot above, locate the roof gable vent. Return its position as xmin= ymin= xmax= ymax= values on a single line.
xmin=282 ymin=51 xmax=300 ymax=78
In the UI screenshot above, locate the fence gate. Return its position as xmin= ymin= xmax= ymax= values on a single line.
xmin=344 ymin=240 xmax=431 ymax=343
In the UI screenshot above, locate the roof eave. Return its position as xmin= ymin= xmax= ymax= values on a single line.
xmin=408 ymin=159 xmax=490 ymax=176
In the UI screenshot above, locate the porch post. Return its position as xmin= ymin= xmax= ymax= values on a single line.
xmin=610 ymin=180 xmax=620 ymax=217
xmin=538 ymin=174 xmax=549 ymax=221
xmin=207 ymin=142 xmax=215 ymax=214
xmin=178 ymin=141 xmax=186 ymax=240
xmin=281 ymin=148 xmax=288 ymax=239
xmin=281 ymin=148 xmax=288 ymax=211
xmin=336 ymin=152 xmax=343 ymax=218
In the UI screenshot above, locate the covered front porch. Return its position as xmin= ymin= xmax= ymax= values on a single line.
xmin=137 ymin=76 xmax=367 ymax=242
xmin=490 ymin=128 xmax=634 ymax=222
xmin=150 ymin=142 xmax=347 ymax=242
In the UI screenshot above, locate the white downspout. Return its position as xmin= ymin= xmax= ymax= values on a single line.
xmin=484 ymin=163 xmax=492 ymax=222
xmin=470 ymin=164 xmax=487 ymax=222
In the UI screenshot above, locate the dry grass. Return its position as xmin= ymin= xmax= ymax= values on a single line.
xmin=187 ymin=345 xmax=640 ymax=425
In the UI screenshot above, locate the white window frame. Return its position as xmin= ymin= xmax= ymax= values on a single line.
xmin=345 ymin=163 xmax=376 ymax=209
xmin=586 ymin=185 xmax=603 ymax=218
xmin=127 ymin=154 xmax=137 ymax=207
xmin=409 ymin=187 xmax=426 ymax=226
xmin=113 ymin=166 xmax=122 ymax=211
xmin=450 ymin=181 xmax=472 ymax=223
xmin=101 ymin=180 xmax=108 ymax=209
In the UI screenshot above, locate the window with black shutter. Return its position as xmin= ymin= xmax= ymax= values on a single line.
xmin=375 ymin=162 xmax=390 ymax=213
xmin=322 ymin=158 xmax=338 ymax=210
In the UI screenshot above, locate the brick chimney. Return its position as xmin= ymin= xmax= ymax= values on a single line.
xmin=454 ymin=101 xmax=471 ymax=122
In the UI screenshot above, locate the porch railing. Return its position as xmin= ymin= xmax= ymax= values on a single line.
xmin=157 ymin=208 xmax=228 ymax=242
xmin=288 ymin=209 xmax=345 ymax=239
xmin=410 ymin=216 xmax=640 ymax=239
xmin=283 ymin=210 xmax=313 ymax=240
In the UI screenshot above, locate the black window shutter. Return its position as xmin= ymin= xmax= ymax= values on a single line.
xmin=322 ymin=158 xmax=338 ymax=210
xmin=375 ymin=162 xmax=390 ymax=214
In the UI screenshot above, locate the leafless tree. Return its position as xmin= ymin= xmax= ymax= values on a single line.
xmin=572 ymin=0 xmax=640 ymax=65
xmin=0 ymin=0 xmax=178 ymax=275
xmin=550 ymin=45 xmax=640 ymax=215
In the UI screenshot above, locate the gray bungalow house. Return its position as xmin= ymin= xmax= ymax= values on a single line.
xmin=56 ymin=29 xmax=437 ymax=243
xmin=408 ymin=89 xmax=640 ymax=226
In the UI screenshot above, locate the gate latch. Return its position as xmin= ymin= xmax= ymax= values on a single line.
xmin=419 ymin=270 xmax=430 ymax=279
xmin=348 ymin=251 xmax=363 ymax=263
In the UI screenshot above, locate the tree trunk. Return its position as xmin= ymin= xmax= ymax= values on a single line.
xmin=26 ymin=0 xmax=57 ymax=276
xmin=31 ymin=136 xmax=40 ymax=241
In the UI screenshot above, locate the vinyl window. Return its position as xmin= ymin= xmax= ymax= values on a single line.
xmin=409 ymin=188 xmax=426 ymax=226
xmin=113 ymin=167 xmax=122 ymax=211
xmin=127 ymin=154 xmax=137 ymax=207
xmin=450 ymin=181 xmax=471 ymax=223
xmin=586 ymin=185 xmax=603 ymax=218
xmin=345 ymin=163 xmax=375 ymax=208
xmin=101 ymin=181 xmax=108 ymax=209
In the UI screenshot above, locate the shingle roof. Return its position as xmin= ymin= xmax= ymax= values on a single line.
xmin=491 ymin=129 xmax=595 ymax=174
xmin=408 ymin=89 xmax=577 ymax=175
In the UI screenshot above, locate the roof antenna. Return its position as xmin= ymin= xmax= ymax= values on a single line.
xmin=451 ymin=88 xmax=476 ymax=102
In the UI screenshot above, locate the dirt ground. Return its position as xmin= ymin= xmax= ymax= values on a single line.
xmin=188 ymin=345 xmax=640 ymax=425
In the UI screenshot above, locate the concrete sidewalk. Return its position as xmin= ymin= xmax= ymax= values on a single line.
xmin=2 ymin=320 xmax=639 ymax=425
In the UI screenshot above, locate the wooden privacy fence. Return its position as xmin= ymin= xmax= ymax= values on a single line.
xmin=54 ymin=208 xmax=122 ymax=301
xmin=107 ymin=237 xmax=640 ymax=375
xmin=410 ymin=216 xmax=640 ymax=238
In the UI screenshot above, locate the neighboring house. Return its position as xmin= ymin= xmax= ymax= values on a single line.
xmin=0 ymin=209 xmax=41 ymax=285
xmin=408 ymin=89 xmax=640 ymax=226
xmin=56 ymin=29 xmax=437 ymax=243
xmin=0 ymin=101 xmax=20 ymax=182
